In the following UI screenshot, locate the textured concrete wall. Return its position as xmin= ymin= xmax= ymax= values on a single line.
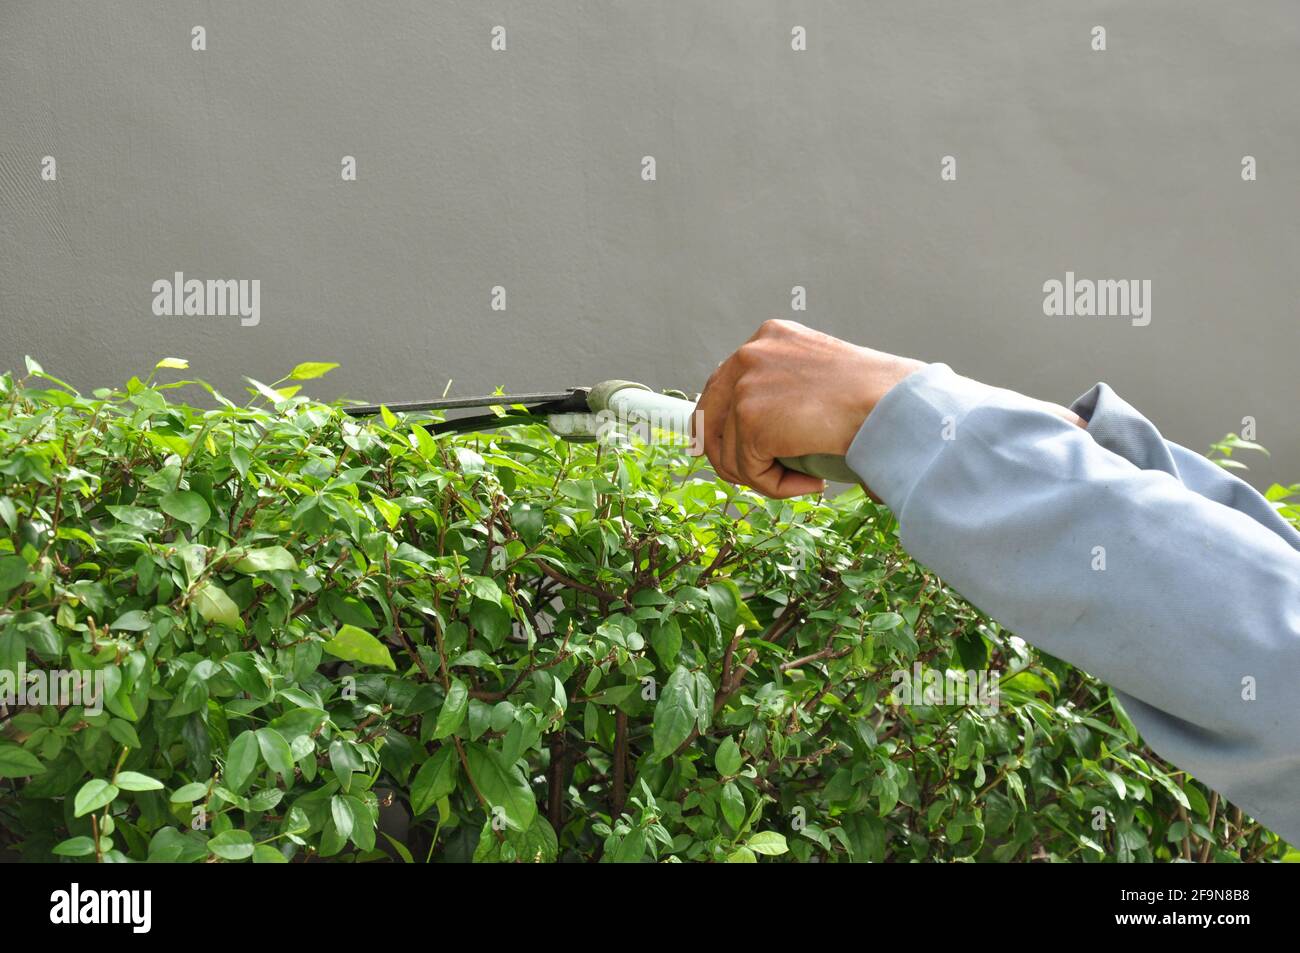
xmin=2 ymin=1 xmax=1296 ymax=486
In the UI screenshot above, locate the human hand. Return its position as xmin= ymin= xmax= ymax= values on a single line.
xmin=693 ymin=320 xmax=925 ymax=498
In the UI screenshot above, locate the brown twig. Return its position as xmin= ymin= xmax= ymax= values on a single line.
xmin=1198 ymin=792 xmax=1220 ymax=863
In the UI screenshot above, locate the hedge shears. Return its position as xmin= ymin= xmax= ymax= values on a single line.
xmin=344 ymin=380 xmax=858 ymax=483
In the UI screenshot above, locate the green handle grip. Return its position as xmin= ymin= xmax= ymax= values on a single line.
xmin=586 ymin=381 xmax=861 ymax=484
xmin=771 ymin=452 xmax=861 ymax=484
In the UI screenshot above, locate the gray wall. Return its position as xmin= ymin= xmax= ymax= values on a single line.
xmin=2 ymin=1 xmax=1297 ymax=487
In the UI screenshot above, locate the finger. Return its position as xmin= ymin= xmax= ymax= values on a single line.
xmin=722 ymin=406 xmax=744 ymax=486
xmin=691 ymin=363 xmax=726 ymax=457
xmin=706 ymin=404 xmax=742 ymax=485
xmin=694 ymin=361 xmax=739 ymax=481
xmin=771 ymin=466 xmax=826 ymax=499
xmin=738 ymin=443 xmax=826 ymax=499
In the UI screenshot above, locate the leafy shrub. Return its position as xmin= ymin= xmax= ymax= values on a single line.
xmin=0 ymin=358 xmax=1292 ymax=862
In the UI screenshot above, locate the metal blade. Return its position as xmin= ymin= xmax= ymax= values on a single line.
xmin=343 ymin=388 xmax=589 ymax=418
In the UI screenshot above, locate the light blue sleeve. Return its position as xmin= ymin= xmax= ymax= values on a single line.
xmin=845 ymin=363 xmax=1300 ymax=844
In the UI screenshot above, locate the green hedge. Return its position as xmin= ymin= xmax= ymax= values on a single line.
xmin=0 ymin=357 xmax=1292 ymax=862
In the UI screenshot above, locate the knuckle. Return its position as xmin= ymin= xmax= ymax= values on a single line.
xmin=760 ymin=317 xmax=804 ymax=338
xmin=734 ymin=340 xmax=773 ymax=371
xmin=733 ymin=391 xmax=764 ymax=422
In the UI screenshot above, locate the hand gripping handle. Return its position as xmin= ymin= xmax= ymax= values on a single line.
xmin=585 ymin=381 xmax=861 ymax=484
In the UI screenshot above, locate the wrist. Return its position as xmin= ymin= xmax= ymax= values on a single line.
xmin=855 ymin=350 xmax=925 ymax=421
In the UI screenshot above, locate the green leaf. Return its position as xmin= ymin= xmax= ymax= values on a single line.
xmin=225 ymin=730 xmax=260 ymax=794
xmin=208 ymin=829 xmax=254 ymax=861
xmin=329 ymin=738 xmax=364 ymax=790
xmin=410 ymin=424 xmax=440 ymax=460
xmin=324 ymin=592 xmax=377 ymax=629
xmin=114 ymin=771 xmax=164 ymax=792
xmin=720 ymin=780 xmax=745 ymax=830
xmin=0 ymin=496 xmax=16 ymax=533
xmin=160 ymin=490 xmax=211 ymax=533
xmin=843 ymin=812 xmax=886 ymax=862
xmin=380 ymin=831 xmax=414 ymax=863
xmin=322 ymin=624 xmax=396 ymax=670
xmin=370 ymin=493 xmax=401 ymax=529
xmin=155 ymin=357 xmax=190 ymax=369
xmin=52 ymin=836 xmax=97 ymax=857
xmin=464 ymin=743 xmax=536 ymax=833
xmin=109 ymin=609 xmax=152 ymax=632
xmin=331 ymin=795 xmax=354 ymax=841
xmin=247 ymin=378 xmax=291 ymax=405
xmin=467 ymin=576 xmax=502 ymax=603
xmin=468 ymin=600 xmax=512 ymax=650
xmin=650 ymin=617 xmax=682 ymax=669
xmin=106 ymin=505 xmax=166 ymax=533
xmin=193 ymin=582 xmax=242 ymax=629
xmin=231 ymin=546 xmax=297 ymax=573
xmin=510 ymin=502 xmax=544 ymax=546
xmin=248 ymin=789 xmax=284 ymax=812
xmin=746 ymin=831 xmax=789 ymax=856
xmin=0 ymin=555 xmax=28 ymax=594
xmin=289 ymin=361 xmax=339 ymax=380
xmin=715 ymin=736 xmax=743 ymax=776
xmin=1183 ymin=783 xmax=1210 ymax=820
xmin=0 ymin=744 xmax=46 ymax=778
xmin=434 ymin=678 xmax=470 ymax=740
xmin=870 ymin=611 xmax=905 ymax=631
xmin=651 ymin=665 xmax=699 ymax=762
xmin=342 ymin=795 xmax=376 ymax=851
xmin=410 ymin=746 xmax=459 ymax=816
xmin=108 ymin=719 xmax=143 ymax=748
xmin=256 ymin=727 xmax=295 ymax=781
xmin=611 ymin=828 xmax=646 ymax=863
xmin=1002 ymin=670 xmax=1052 ymax=698
xmin=1103 ymin=770 xmax=1127 ymax=801
xmin=74 ymin=779 xmax=119 ymax=817
xmin=708 ymin=580 xmax=761 ymax=630
xmin=170 ymin=782 xmax=210 ymax=803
